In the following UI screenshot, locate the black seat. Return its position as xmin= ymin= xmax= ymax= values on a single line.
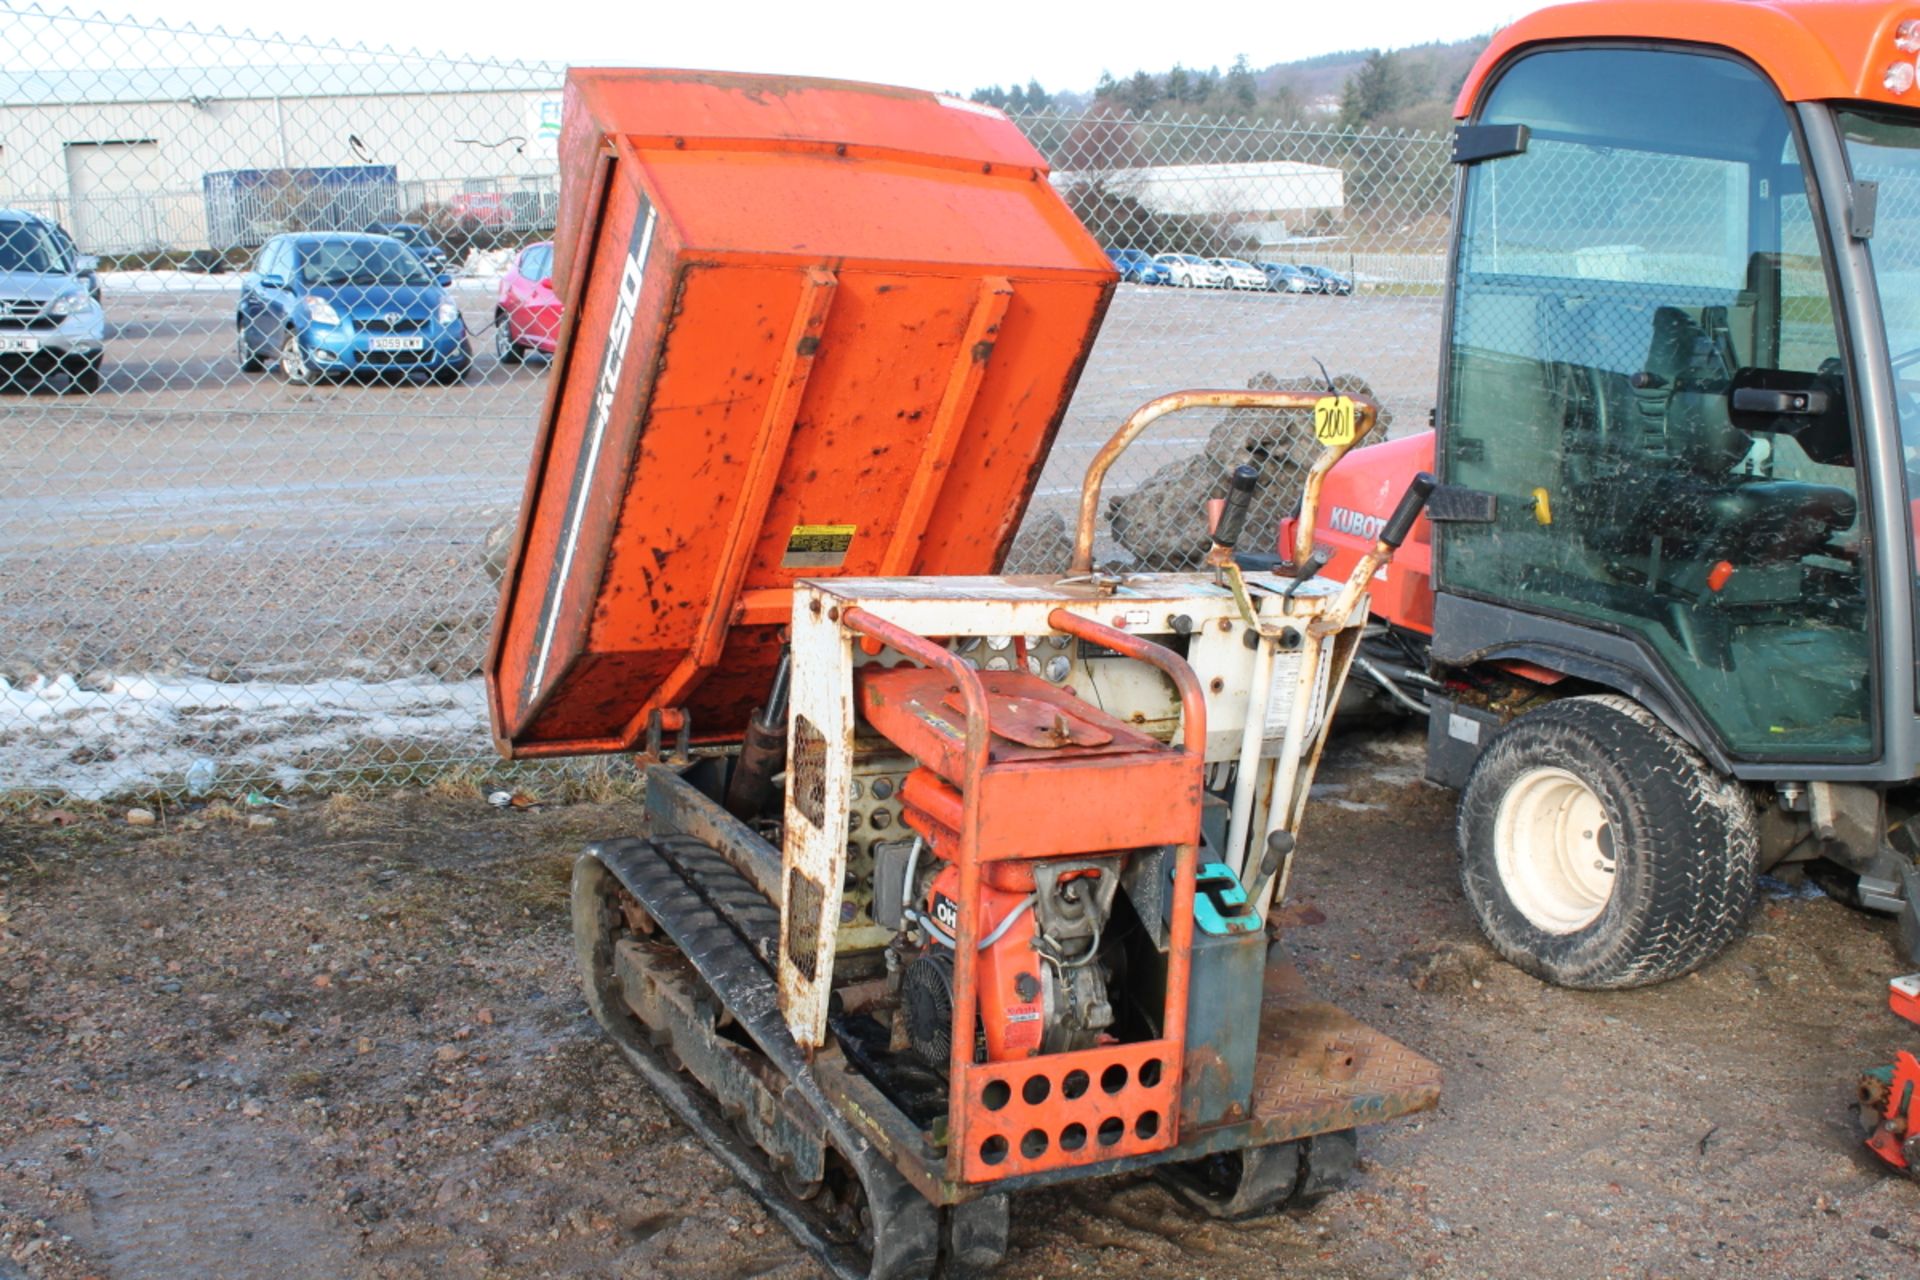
xmin=1663 ymin=478 xmax=1856 ymax=565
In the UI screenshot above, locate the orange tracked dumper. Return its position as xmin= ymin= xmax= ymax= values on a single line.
xmin=487 ymin=68 xmax=1439 ymax=1277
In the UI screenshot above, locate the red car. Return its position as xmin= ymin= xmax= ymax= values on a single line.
xmin=494 ymin=241 xmax=559 ymax=362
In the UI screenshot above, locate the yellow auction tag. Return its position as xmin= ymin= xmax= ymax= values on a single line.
xmin=1313 ymin=394 xmax=1358 ymax=447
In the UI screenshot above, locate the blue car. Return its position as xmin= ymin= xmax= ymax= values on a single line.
xmin=1106 ymin=247 xmax=1172 ymax=285
xmin=236 ymin=232 xmax=472 ymax=384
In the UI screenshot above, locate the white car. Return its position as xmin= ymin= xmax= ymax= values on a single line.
xmin=1154 ymin=253 xmax=1227 ymax=288
xmin=1207 ymin=257 xmax=1270 ymax=291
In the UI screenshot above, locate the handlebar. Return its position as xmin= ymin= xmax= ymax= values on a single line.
xmin=1069 ymin=389 xmax=1378 ymax=576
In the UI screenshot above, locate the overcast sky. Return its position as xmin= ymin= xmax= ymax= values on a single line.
xmin=101 ymin=0 xmax=1541 ymax=93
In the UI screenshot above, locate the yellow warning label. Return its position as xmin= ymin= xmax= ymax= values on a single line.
xmin=783 ymin=523 xmax=857 ymax=569
xmin=1313 ymin=395 xmax=1358 ymax=448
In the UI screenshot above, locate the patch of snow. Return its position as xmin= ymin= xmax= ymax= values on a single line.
xmin=1 ymin=671 xmax=490 ymax=800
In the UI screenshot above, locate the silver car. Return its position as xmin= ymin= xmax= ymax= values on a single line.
xmin=1153 ymin=252 xmax=1229 ymax=288
xmin=0 ymin=209 xmax=105 ymax=392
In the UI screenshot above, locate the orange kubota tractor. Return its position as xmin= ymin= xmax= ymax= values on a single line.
xmin=486 ymin=70 xmax=1438 ymax=1278
xmin=1300 ymin=0 xmax=1920 ymax=992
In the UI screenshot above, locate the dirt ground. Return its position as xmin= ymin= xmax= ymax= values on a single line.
xmin=3 ymin=729 xmax=1919 ymax=1280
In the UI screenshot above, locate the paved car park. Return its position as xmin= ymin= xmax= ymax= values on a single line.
xmin=2 ymin=281 xmax=1441 ymax=684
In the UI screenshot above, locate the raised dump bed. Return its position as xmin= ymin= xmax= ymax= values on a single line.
xmin=487 ymin=69 xmax=1115 ymax=757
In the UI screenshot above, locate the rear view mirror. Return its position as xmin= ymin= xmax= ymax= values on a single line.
xmin=539 ymin=276 xmax=553 ymax=291
xmin=438 ymin=273 xmax=453 ymax=287
xmin=1727 ymin=366 xmax=1852 ymax=466
xmin=76 ymin=255 xmax=99 ymax=274
xmin=257 ymin=274 xmax=285 ymax=289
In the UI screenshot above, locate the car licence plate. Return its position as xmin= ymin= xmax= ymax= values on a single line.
xmin=367 ymin=336 xmax=423 ymax=352
xmin=0 ymin=335 xmax=41 ymax=354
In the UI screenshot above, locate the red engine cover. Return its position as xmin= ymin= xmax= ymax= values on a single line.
xmin=1281 ymin=430 xmax=1436 ymax=634
xmin=927 ymin=862 xmax=1045 ymax=1060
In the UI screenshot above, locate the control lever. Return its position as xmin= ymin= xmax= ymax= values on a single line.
xmin=1246 ymin=828 xmax=1295 ymax=905
xmin=1212 ymin=464 xmax=1260 ymax=550
xmin=1281 ymin=545 xmax=1332 ymax=601
xmin=1310 ymin=471 xmax=1437 ymax=639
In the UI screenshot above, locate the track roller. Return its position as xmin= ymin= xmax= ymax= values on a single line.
xmin=1154 ymin=1130 xmax=1356 ymax=1220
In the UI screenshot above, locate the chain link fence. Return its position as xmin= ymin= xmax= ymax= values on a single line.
xmin=0 ymin=5 xmax=1455 ymax=799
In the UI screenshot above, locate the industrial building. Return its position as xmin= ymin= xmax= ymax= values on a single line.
xmin=0 ymin=62 xmax=564 ymax=253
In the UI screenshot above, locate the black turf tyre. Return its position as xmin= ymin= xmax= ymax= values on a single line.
xmin=1458 ymin=694 xmax=1758 ymax=990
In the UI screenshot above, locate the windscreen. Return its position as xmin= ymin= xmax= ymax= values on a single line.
xmin=297 ymin=239 xmax=432 ymax=287
xmin=0 ymin=221 xmax=70 ymax=274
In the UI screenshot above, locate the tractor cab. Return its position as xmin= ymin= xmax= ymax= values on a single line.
xmin=1309 ymin=1 xmax=1920 ymax=987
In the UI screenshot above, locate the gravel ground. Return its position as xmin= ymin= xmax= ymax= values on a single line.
xmin=4 ymin=728 xmax=1915 ymax=1280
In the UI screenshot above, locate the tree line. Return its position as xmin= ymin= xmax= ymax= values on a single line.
xmin=969 ymin=36 xmax=1490 ymax=134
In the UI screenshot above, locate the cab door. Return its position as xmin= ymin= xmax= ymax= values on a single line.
xmin=1438 ymin=46 xmax=1874 ymax=761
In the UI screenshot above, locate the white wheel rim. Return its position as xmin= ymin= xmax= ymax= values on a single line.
xmin=1493 ymin=765 xmax=1615 ymax=933
xmin=495 ymin=319 xmax=512 ymax=358
xmin=281 ymin=334 xmax=307 ymax=382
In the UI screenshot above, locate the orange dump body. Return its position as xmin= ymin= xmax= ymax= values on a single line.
xmin=486 ymin=69 xmax=1116 ymax=758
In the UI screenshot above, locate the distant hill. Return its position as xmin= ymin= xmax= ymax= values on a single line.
xmin=970 ymin=33 xmax=1493 ymax=134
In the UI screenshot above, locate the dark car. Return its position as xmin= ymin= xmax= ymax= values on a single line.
xmin=364 ymin=221 xmax=449 ymax=273
xmin=1300 ymin=265 xmax=1354 ymax=296
xmin=1105 ymin=247 xmax=1172 ymax=285
xmin=236 ymin=232 xmax=471 ymax=384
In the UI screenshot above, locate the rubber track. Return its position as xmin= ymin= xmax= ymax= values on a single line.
xmin=586 ymin=837 xmax=939 ymax=1279
xmin=1458 ymin=694 xmax=1758 ymax=989
xmin=651 ymin=834 xmax=784 ymax=969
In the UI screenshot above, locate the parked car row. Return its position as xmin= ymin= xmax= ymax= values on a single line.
xmin=1102 ymin=246 xmax=1354 ymax=295
xmin=0 ymin=214 xmax=561 ymax=394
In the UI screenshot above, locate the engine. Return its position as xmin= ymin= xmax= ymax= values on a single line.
xmin=898 ymin=845 xmax=1121 ymax=1069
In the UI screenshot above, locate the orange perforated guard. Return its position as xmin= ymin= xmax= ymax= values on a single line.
xmin=845 ymin=606 xmax=1207 ymax=1184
